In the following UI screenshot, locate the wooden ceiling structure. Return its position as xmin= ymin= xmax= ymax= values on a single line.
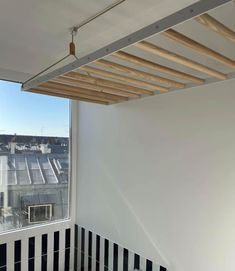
xmin=22 ymin=0 xmax=235 ymax=105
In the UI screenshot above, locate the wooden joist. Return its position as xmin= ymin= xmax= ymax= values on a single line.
xmin=162 ymin=29 xmax=235 ymax=68
xmin=34 ymin=86 xmax=117 ymax=104
xmin=53 ymin=75 xmax=140 ymax=98
xmin=80 ymin=66 xmax=169 ymax=92
xmin=96 ymin=59 xmax=185 ymax=88
xmin=38 ymin=81 xmax=128 ymax=103
xmin=65 ymin=71 xmax=153 ymax=96
xmin=135 ymin=41 xmax=227 ymax=80
xmin=29 ymin=88 xmax=110 ymax=105
xmin=195 ymin=13 xmax=235 ymax=44
xmin=25 ymin=9 xmax=235 ymax=106
xmin=113 ymin=51 xmax=204 ymax=84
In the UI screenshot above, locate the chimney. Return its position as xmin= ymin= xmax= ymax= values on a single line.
xmin=10 ymin=142 xmax=16 ymax=154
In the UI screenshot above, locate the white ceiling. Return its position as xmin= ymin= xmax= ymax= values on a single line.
xmin=0 ymin=0 xmax=199 ymax=82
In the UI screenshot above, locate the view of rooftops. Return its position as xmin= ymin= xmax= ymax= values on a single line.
xmin=0 ymin=80 xmax=70 ymax=232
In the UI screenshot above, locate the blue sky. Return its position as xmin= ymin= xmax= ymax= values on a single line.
xmin=0 ymin=80 xmax=69 ymax=137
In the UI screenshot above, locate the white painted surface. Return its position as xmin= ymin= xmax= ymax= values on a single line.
xmin=6 ymin=241 xmax=14 ymax=270
xmin=59 ymin=227 xmax=66 ymax=270
xmin=76 ymin=79 xmax=235 ymax=271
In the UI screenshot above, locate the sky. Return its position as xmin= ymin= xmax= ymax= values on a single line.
xmin=0 ymin=80 xmax=69 ymax=137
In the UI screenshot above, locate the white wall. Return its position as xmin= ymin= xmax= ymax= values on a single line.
xmin=76 ymin=79 xmax=235 ymax=271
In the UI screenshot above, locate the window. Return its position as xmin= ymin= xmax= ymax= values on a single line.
xmin=28 ymin=204 xmax=52 ymax=223
xmin=0 ymin=80 xmax=70 ymax=233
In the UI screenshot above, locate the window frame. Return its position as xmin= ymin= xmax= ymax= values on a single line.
xmin=68 ymin=100 xmax=78 ymax=224
xmin=0 ymin=97 xmax=78 ymax=236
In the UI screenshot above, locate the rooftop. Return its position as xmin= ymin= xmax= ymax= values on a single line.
xmin=0 ymin=153 xmax=68 ymax=186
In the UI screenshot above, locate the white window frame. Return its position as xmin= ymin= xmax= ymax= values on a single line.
xmin=28 ymin=204 xmax=53 ymax=224
xmin=69 ymin=100 xmax=78 ymax=224
xmin=0 ymin=99 xmax=78 ymax=236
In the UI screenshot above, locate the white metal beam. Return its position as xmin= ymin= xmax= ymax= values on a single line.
xmin=22 ymin=0 xmax=232 ymax=91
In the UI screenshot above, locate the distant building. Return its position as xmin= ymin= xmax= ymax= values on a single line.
xmin=40 ymin=143 xmax=68 ymax=154
xmin=0 ymin=135 xmax=69 ymax=156
xmin=40 ymin=144 xmax=51 ymax=154
xmin=0 ymin=144 xmax=8 ymax=155
xmin=0 ymin=153 xmax=69 ymax=230
xmin=0 ymin=134 xmax=68 ymax=145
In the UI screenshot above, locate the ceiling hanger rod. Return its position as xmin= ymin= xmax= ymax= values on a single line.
xmin=23 ymin=29 xmax=79 ymax=85
xmin=23 ymin=0 xmax=126 ymax=87
xmin=72 ymin=0 xmax=126 ymax=31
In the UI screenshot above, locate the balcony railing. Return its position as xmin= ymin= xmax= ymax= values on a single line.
xmin=0 ymin=219 xmax=74 ymax=271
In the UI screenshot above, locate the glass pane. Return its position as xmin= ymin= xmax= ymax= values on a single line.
xmin=0 ymin=80 xmax=70 ymax=233
xmin=29 ymin=205 xmax=52 ymax=223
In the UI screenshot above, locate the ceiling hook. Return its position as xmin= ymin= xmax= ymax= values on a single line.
xmin=70 ymin=26 xmax=79 ymax=38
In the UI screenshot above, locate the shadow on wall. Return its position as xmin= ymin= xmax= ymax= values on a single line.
xmin=79 ymin=159 xmax=169 ymax=269
xmin=76 ymin=79 xmax=235 ymax=271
